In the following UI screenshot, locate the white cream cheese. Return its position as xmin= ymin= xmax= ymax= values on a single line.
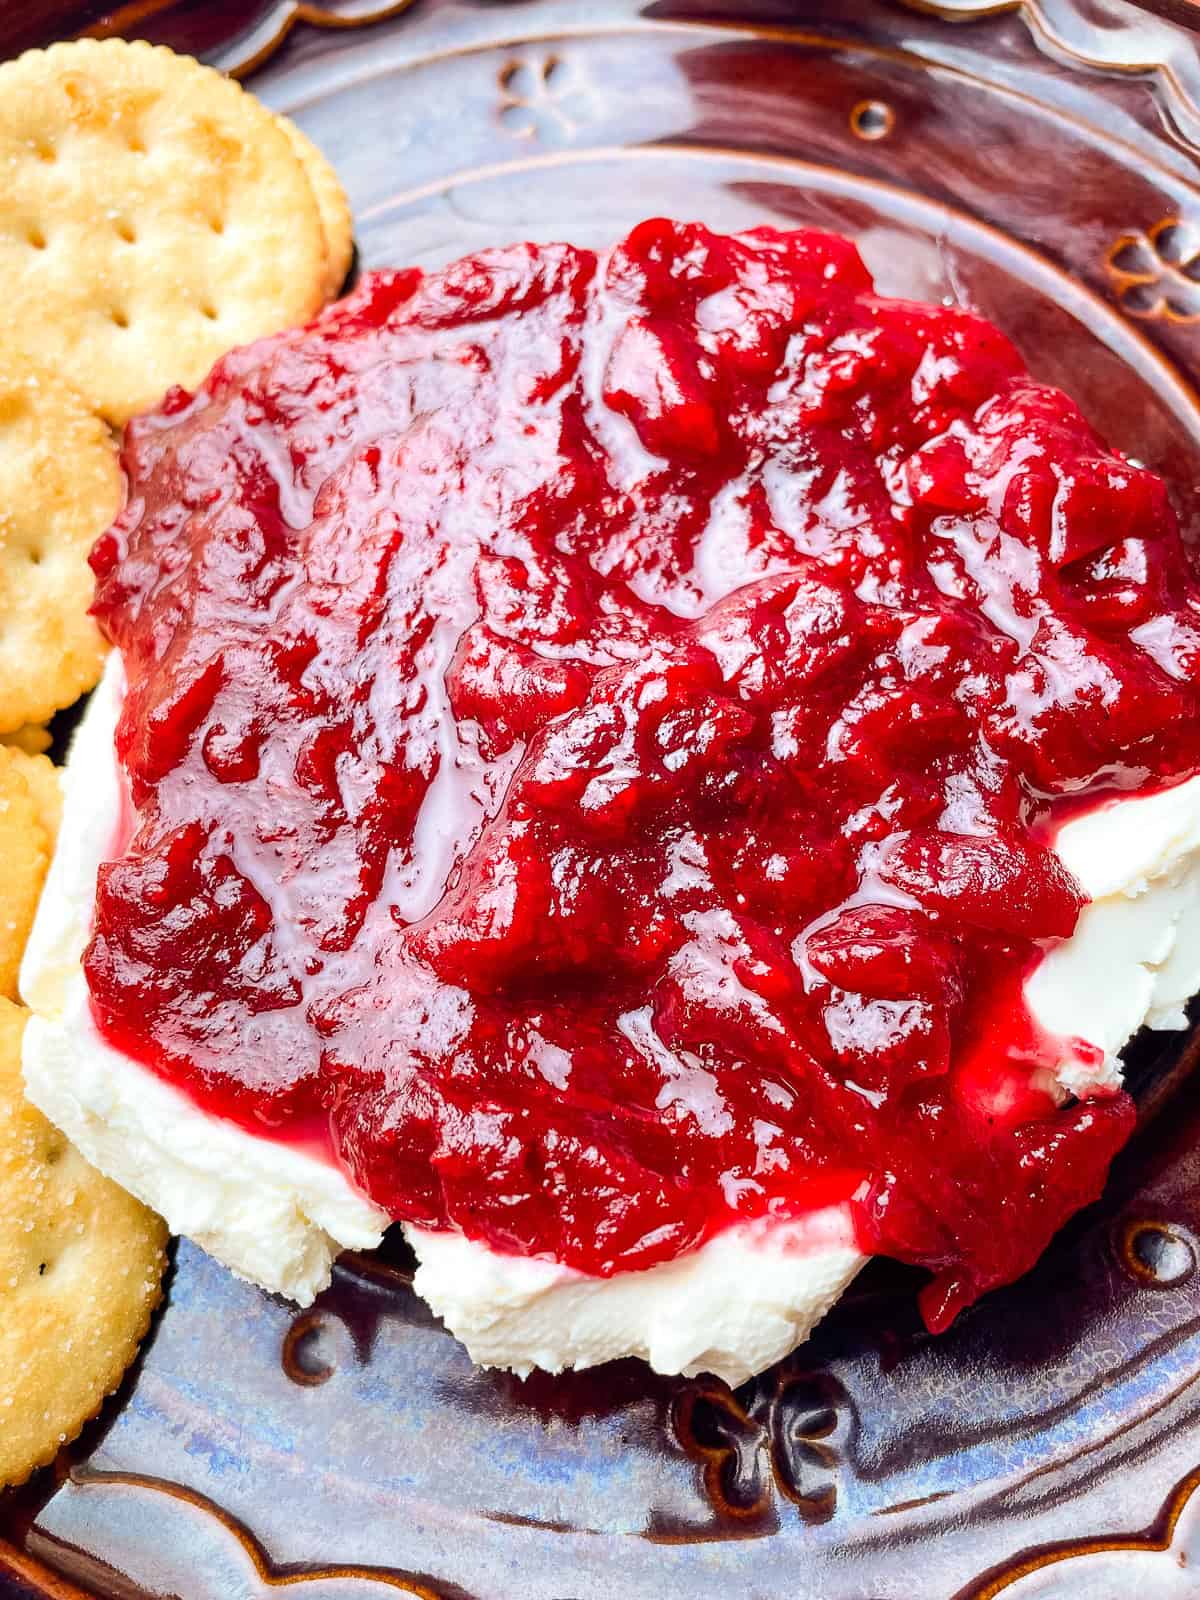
xmin=1030 ymin=779 xmax=1200 ymax=1088
xmin=408 ymin=1210 xmax=862 ymax=1384
xmin=20 ymin=654 xmax=1200 ymax=1382
xmin=19 ymin=658 xmax=390 ymax=1304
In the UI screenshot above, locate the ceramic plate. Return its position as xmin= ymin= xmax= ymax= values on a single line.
xmin=5 ymin=3 xmax=1200 ymax=1595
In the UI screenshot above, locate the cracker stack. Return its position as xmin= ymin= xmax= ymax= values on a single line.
xmin=0 ymin=36 xmax=355 ymax=1484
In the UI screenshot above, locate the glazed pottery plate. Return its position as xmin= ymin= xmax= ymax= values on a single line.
xmin=6 ymin=2 xmax=1200 ymax=1596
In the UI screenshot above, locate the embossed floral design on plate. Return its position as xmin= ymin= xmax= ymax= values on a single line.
xmin=495 ymin=52 xmax=600 ymax=143
xmin=673 ymin=1370 xmax=849 ymax=1527
xmin=1108 ymin=218 xmax=1200 ymax=322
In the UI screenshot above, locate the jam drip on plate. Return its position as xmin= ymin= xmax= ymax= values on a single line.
xmin=88 ymin=222 xmax=1200 ymax=1328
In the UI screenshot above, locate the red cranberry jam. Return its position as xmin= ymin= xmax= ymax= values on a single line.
xmin=88 ymin=222 xmax=1200 ymax=1329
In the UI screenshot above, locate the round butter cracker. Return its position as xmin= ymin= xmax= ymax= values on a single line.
xmin=0 ymin=355 xmax=119 ymax=733
xmin=7 ymin=750 xmax=63 ymax=848
xmin=0 ymin=999 xmax=168 ymax=1487
xmin=0 ymin=38 xmax=328 ymax=424
xmin=0 ymin=749 xmax=50 ymax=1003
xmin=2 ymin=725 xmax=53 ymax=757
xmin=277 ymin=114 xmax=353 ymax=303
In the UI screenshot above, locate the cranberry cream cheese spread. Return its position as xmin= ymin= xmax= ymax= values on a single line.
xmin=22 ymin=222 xmax=1200 ymax=1382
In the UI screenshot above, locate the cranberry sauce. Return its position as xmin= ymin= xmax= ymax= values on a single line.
xmin=88 ymin=222 xmax=1200 ymax=1328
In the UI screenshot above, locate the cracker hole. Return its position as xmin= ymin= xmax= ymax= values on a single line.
xmin=115 ymin=219 xmax=136 ymax=244
xmin=33 ymin=139 xmax=56 ymax=163
xmin=209 ymin=217 xmax=226 ymax=235
xmin=110 ymin=308 xmax=130 ymax=329
xmin=37 ymin=1262 xmax=46 ymax=1276
xmin=28 ymin=548 xmax=43 ymax=567
xmin=26 ymin=226 xmax=46 ymax=251
xmin=199 ymin=303 xmax=219 ymax=322
xmin=127 ymin=133 xmax=146 ymax=154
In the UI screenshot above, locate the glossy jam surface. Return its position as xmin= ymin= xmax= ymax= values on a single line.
xmin=89 ymin=223 xmax=1200 ymax=1327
